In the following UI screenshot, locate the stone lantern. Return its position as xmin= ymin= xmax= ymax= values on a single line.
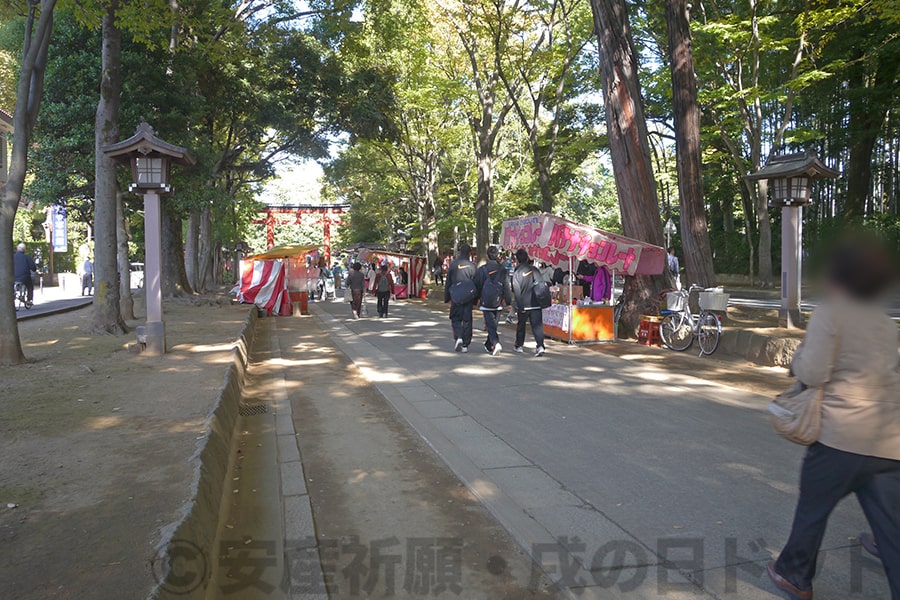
xmin=746 ymin=151 xmax=839 ymax=328
xmin=103 ymin=122 xmax=195 ymax=354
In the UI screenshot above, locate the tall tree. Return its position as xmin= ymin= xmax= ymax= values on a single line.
xmin=693 ymin=0 xmax=809 ymax=285
xmin=497 ymin=0 xmax=594 ymax=213
xmin=91 ymin=0 xmax=128 ymax=334
xmin=435 ymin=0 xmax=519 ymax=259
xmin=589 ymin=0 xmax=668 ymax=332
xmin=0 ymin=0 xmax=57 ymax=365
xmin=665 ymin=0 xmax=716 ymax=287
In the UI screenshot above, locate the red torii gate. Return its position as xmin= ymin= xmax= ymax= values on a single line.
xmin=252 ymin=203 xmax=349 ymax=263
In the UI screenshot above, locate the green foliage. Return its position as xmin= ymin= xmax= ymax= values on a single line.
xmin=4 ymin=0 xmax=897 ymax=283
xmin=554 ymin=156 xmax=621 ymax=233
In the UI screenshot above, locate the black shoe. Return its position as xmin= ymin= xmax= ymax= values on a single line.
xmin=484 ymin=341 xmax=492 ymax=354
xmin=766 ymin=562 xmax=812 ymax=600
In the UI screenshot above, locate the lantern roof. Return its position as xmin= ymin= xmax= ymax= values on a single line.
xmin=102 ymin=121 xmax=196 ymax=166
xmin=745 ymin=151 xmax=839 ymax=181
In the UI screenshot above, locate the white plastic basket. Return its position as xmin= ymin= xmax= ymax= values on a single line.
xmin=699 ymin=291 xmax=730 ymax=312
xmin=666 ymin=292 xmax=686 ymax=311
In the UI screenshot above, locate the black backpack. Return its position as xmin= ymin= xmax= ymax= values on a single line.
xmin=533 ymin=278 xmax=552 ymax=309
xmin=449 ymin=279 xmax=477 ymax=304
xmin=480 ymin=269 xmax=504 ymax=309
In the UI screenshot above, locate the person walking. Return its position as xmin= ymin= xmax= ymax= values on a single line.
xmin=444 ymin=244 xmax=477 ymax=353
xmin=433 ymin=256 xmax=444 ymax=286
xmin=767 ymin=239 xmax=900 ymax=600
xmin=13 ymin=243 xmax=37 ymax=304
xmin=374 ymin=265 xmax=394 ymax=318
xmin=474 ymin=246 xmax=511 ymax=356
xmin=512 ymin=249 xmax=546 ymax=357
xmin=667 ymin=247 xmax=681 ymax=290
xmin=345 ymin=262 xmax=366 ymax=319
xmin=81 ymin=257 xmax=94 ymax=296
xmin=332 ymin=262 xmax=343 ymax=290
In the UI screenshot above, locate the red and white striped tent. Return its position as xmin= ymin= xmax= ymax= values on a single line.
xmin=234 ymin=244 xmax=319 ymax=315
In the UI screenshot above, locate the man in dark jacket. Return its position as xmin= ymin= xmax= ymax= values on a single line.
xmin=444 ymin=244 xmax=478 ymax=352
xmin=14 ymin=243 xmax=37 ymax=303
xmin=512 ymin=248 xmax=546 ymax=357
xmin=474 ymin=245 xmax=512 ymax=356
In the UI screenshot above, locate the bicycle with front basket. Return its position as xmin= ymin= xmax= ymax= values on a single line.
xmin=659 ymin=284 xmax=728 ymax=356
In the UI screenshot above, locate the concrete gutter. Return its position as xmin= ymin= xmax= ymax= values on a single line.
xmin=147 ymin=307 xmax=258 ymax=600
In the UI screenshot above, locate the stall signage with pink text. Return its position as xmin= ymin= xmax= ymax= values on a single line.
xmin=501 ymin=215 xmax=644 ymax=275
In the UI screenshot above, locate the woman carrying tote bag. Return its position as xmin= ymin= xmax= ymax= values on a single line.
xmin=767 ymin=239 xmax=900 ymax=600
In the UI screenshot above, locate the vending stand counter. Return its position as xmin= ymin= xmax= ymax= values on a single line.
xmin=501 ymin=214 xmax=666 ymax=343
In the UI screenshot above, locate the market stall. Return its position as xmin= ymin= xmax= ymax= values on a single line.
xmin=354 ymin=247 xmax=427 ymax=299
xmin=501 ymin=214 xmax=666 ymax=343
xmin=234 ymin=244 xmax=320 ymax=315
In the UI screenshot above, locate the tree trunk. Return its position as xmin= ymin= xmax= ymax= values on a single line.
xmin=184 ymin=208 xmax=199 ymax=290
xmin=161 ymin=204 xmax=193 ymax=297
xmin=666 ymin=0 xmax=716 ymax=288
xmin=0 ymin=0 xmax=56 ymax=365
xmin=418 ymin=151 xmax=440 ymax=270
xmin=213 ymin=242 xmax=224 ymax=286
xmin=91 ymin=1 xmax=127 ymax=335
xmin=589 ymin=0 xmax=668 ymax=334
xmin=755 ymin=179 xmax=773 ymax=286
xmin=845 ymin=55 xmax=898 ymax=219
xmin=196 ymin=205 xmax=213 ymax=292
xmin=536 ymin=160 xmax=554 ymax=213
xmin=116 ymin=190 xmax=135 ymax=320
xmin=722 ymin=192 xmax=735 ymax=232
xmin=737 ymin=182 xmax=756 ymax=283
xmin=475 ymin=136 xmax=493 ymax=261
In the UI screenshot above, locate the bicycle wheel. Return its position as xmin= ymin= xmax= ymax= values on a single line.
xmin=698 ymin=312 xmax=721 ymax=355
xmin=660 ymin=313 xmax=693 ymax=351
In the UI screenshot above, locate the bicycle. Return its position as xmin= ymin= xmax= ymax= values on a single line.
xmin=14 ymin=281 xmax=33 ymax=311
xmin=658 ymin=284 xmax=727 ymax=356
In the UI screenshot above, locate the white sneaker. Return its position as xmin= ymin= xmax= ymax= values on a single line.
xmin=535 ymin=346 xmax=545 ymax=357
xmin=514 ymin=346 xmax=524 ymax=354
xmin=461 ymin=345 xmax=469 ymax=353
xmin=454 ymin=338 xmax=463 ymax=352
xmin=492 ymin=343 xmax=502 ymax=356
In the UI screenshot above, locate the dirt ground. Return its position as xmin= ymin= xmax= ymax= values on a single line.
xmin=0 ymin=294 xmax=249 ymax=600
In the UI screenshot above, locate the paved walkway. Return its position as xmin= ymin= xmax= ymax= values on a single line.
xmin=221 ymin=312 xmax=562 ymax=599
xmin=310 ymin=297 xmax=891 ymax=600
xmin=15 ymin=273 xmax=93 ymax=320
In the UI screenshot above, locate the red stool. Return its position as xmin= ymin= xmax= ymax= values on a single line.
xmin=638 ymin=315 xmax=662 ymax=346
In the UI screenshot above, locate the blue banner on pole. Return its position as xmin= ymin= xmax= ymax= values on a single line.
xmin=52 ymin=205 xmax=68 ymax=252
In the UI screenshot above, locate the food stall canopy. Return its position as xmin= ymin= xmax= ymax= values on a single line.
xmin=500 ymin=214 xmax=666 ymax=276
xmin=352 ymin=248 xmax=427 ymax=300
xmin=249 ymin=244 xmax=320 ymax=260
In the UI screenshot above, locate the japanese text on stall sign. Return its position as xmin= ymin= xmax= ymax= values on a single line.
xmin=501 ymin=215 xmax=642 ymax=275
